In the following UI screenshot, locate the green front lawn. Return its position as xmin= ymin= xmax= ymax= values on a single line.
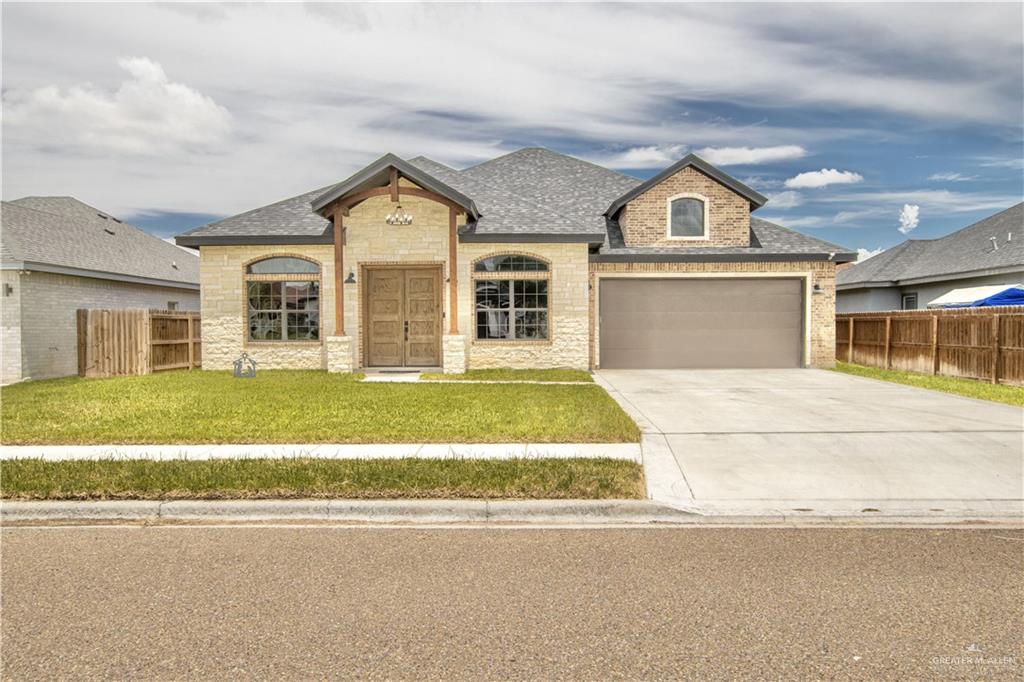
xmin=834 ymin=362 xmax=1024 ymax=407
xmin=0 ymin=457 xmax=645 ymax=500
xmin=0 ymin=371 xmax=639 ymax=445
xmin=420 ymin=368 xmax=593 ymax=383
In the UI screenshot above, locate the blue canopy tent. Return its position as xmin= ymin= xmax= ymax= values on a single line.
xmin=937 ymin=285 xmax=1024 ymax=308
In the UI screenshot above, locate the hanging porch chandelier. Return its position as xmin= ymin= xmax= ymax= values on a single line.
xmin=385 ymin=203 xmax=413 ymax=225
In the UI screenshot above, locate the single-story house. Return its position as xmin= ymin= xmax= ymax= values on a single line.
xmin=837 ymin=203 xmax=1024 ymax=312
xmin=176 ymin=148 xmax=855 ymax=373
xmin=1 ymin=197 xmax=199 ymax=383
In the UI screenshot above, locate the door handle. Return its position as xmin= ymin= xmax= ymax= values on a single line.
xmin=404 ymin=320 xmax=409 ymax=341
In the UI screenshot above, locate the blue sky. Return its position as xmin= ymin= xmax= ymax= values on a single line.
xmin=3 ymin=3 xmax=1022 ymax=259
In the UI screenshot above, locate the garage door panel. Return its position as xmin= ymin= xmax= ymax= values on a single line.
xmin=599 ymin=279 xmax=804 ymax=369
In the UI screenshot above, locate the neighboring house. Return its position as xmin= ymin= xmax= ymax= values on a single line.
xmin=177 ymin=149 xmax=855 ymax=373
xmin=1 ymin=197 xmax=199 ymax=383
xmin=837 ymin=203 xmax=1024 ymax=313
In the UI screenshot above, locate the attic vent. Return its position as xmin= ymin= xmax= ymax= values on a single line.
xmin=112 ymin=217 xmax=122 ymax=223
xmin=97 ymin=213 xmax=108 ymax=220
xmin=990 ymin=236 xmax=998 ymax=251
xmin=103 ymin=227 xmax=116 ymax=235
xmin=172 ymin=261 xmax=179 ymax=269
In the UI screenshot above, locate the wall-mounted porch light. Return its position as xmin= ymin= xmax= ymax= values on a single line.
xmin=344 ymin=270 xmax=356 ymax=284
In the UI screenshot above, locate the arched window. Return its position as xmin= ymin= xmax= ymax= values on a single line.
xmin=244 ymin=257 xmax=321 ymax=342
xmin=472 ymin=254 xmax=550 ymax=341
xmin=668 ymin=195 xmax=707 ymax=239
xmin=474 ymin=255 xmax=549 ymax=273
xmin=246 ymin=257 xmax=320 ymax=274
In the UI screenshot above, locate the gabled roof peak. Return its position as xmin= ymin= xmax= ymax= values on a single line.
xmin=604 ymin=153 xmax=768 ymax=217
xmin=310 ymin=153 xmax=479 ymax=218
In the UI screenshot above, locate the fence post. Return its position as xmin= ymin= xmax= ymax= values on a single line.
xmin=992 ymin=314 xmax=1001 ymax=384
xmin=883 ymin=316 xmax=892 ymax=370
xmin=847 ymin=317 xmax=854 ymax=363
xmin=931 ymin=315 xmax=939 ymax=375
xmin=187 ymin=315 xmax=196 ymax=370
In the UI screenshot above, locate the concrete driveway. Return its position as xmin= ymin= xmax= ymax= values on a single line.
xmin=596 ymin=369 xmax=1024 ymax=516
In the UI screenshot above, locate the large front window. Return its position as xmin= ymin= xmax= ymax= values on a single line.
xmin=245 ymin=257 xmax=321 ymax=342
xmin=473 ymin=255 xmax=550 ymax=341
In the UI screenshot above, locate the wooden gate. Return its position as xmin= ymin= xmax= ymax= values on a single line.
xmin=77 ymin=309 xmax=201 ymax=378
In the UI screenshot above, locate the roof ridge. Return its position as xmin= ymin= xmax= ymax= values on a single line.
xmin=463 ymin=146 xmax=638 ymax=183
xmin=447 ymin=155 xmax=606 ymax=234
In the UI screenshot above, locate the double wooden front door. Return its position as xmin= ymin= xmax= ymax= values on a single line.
xmin=365 ymin=267 xmax=442 ymax=367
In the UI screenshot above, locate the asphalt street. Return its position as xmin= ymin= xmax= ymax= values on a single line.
xmin=2 ymin=526 xmax=1022 ymax=680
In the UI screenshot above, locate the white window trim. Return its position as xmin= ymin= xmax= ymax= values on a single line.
xmin=665 ymin=193 xmax=710 ymax=241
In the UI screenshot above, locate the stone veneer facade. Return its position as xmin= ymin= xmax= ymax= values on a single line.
xmin=618 ymin=166 xmax=750 ymax=247
xmin=199 ymin=179 xmax=592 ymax=372
xmin=198 ymin=173 xmax=837 ymax=372
xmin=588 ymin=260 xmax=838 ymax=368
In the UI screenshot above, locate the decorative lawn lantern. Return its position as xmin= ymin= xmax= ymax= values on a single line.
xmin=233 ymin=352 xmax=257 ymax=378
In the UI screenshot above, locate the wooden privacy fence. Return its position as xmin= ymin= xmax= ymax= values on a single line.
xmin=77 ymin=309 xmax=201 ymax=378
xmin=836 ymin=306 xmax=1024 ymax=385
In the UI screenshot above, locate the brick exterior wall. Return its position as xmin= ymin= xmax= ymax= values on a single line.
xmin=588 ymin=261 xmax=838 ymax=368
xmin=1 ymin=271 xmax=23 ymax=384
xmin=2 ymin=270 xmax=198 ymax=382
xmin=619 ymin=166 xmax=750 ymax=247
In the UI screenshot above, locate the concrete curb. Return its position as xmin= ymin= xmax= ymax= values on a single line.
xmin=2 ymin=499 xmax=1021 ymax=527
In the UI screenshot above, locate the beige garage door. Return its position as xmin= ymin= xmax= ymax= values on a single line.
xmin=599 ymin=278 xmax=804 ymax=369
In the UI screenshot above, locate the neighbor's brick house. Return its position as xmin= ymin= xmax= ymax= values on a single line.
xmin=177 ymin=149 xmax=854 ymax=373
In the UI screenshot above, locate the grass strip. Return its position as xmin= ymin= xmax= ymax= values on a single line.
xmin=833 ymin=362 xmax=1024 ymax=407
xmin=0 ymin=457 xmax=645 ymax=501
xmin=0 ymin=370 xmax=638 ymax=445
xmin=419 ymin=368 xmax=593 ymax=383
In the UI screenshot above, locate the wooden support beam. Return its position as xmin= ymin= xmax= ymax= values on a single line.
xmin=389 ymin=167 xmax=399 ymax=202
xmin=334 ymin=211 xmax=345 ymax=336
xmin=448 ymin=207 xmax=459 ymax=334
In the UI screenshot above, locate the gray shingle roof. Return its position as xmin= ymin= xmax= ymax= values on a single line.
xmin=177 ymin=186 xmax=335 ymax=245
xmin=175 ymin=146 xmax=853 ymax=260
xmin=596 ymin=217 xmax=855 ymax=261
xmin=2 ymin=197 xmax=198 ymax=287
xmin=837 ymin=203 xmax=1024 ymax=288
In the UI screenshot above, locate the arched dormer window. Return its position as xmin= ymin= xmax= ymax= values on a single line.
xmin=244 ymin=256 xmax=321 ymax=342
xmin=667 ymin=194 xmax=709 ymax=239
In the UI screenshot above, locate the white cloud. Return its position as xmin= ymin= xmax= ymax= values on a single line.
xmin=695 ymin=145 xmax=807 ymax=166
xmin=833 ymin=208 xmax=888 ymax=224
xmin=928 ymin=172 xmax=976 ymax=182
xmin=784 ymin=168 xmax=864 ymax=189
xmin=3 ymin=57 xmax=231 ymax=156
xmin=898 ymin=204 xmax=920 ymax=234
xmin=594 ymin=145 xmax=688 ymax=168
xmin=0 ymin=2 xmax=1020 ymax=215
xmin=764 ymin=191 xmax=804 ymax=209
xmin=757 ymin=215 xmax=829 ymax=228
xmin=857 ymin=247 xmax=884 ymax=261
xmin=820 ymin=189 xmax=1017 ymax=213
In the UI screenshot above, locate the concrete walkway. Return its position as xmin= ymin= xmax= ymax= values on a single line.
xmin=0 ymin=442 xmax=641 ymax=462
xmin=596 ymin=369 xmax=1024 ymax=518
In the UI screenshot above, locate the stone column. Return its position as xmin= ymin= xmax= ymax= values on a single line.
xmin=324 ymin=335 xmax=354 ymax=373
xmin=442 ymin=334 xmax=467 ymax=374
